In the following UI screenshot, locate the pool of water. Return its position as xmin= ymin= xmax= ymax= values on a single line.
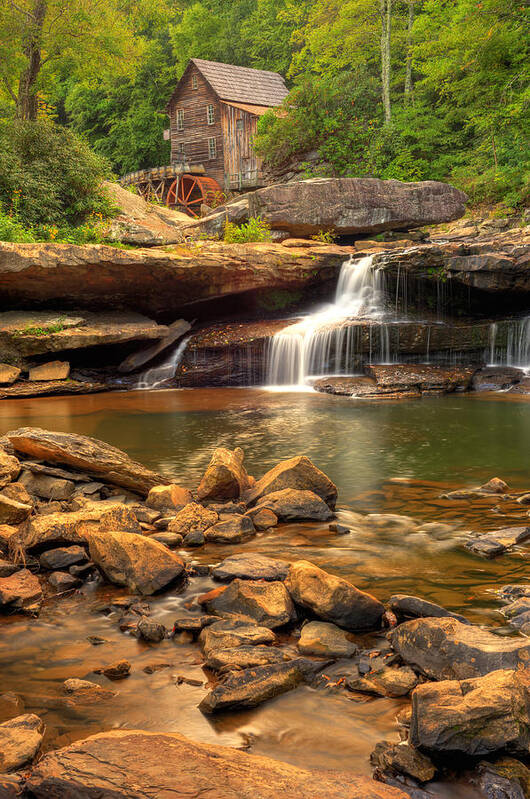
xmin=0 ymin=388 xmax=529 ymax=794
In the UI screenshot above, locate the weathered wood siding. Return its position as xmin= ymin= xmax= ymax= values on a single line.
xmin=167 ymin=63 xmax=225 ymax=186
xmin=221 ymin=103 xmax=262 ymax=189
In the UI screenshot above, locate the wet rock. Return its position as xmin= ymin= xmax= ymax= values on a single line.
xmin=48 ymin=571 xmax=81 ymax=591
xmin=475 ymin=758 xmax=530 ymax=799
xmin=506 ymin=611 xmax=530 ymax=632
xmin=0 ymin=569 xmax=42 ymax=611
xmin=197 ymin=447 xmax=252 ymax=502
xmin=465 ymin=525 xmax=530 ymax=557
xmin=298 ymin=621 xmax=357 ymax=658
xmin=349 ymin=666 xmax=418 ymax=698
xmin=285 ymin=560 xmax=384 ymax=631
xmin=150 ymin=531 xmax=183 ymax=548
xmin=168 ymin=502 xmax=218 ymax=536
xmin=88 ymin=529 xmax=185 ymax=595
xmin=198 ymin=579 xmax=296 ymax=628
xmin=200 ymin=619 xmax=277 ymax=655
xmin=499 ymin=584 xmax=530 ymax=600
xmin=69 ymin=561 xmax=95 ymax=580
xmin=183 ymin=530 xmax=205 ymax=547
xmin=472 ymin=366 xmax=524 ymax=392
xmin=254 ymin=489 xmax=334 ymax=522
xmin=0 ymin=560 xmax=19 ymax=578
xmin=500 ymin=598 xmax=530 ymax=619
xmin=205 ymin=645 xmax=290 ymax=671
xmin=365 ymin=363 xmax=474 ymax=394
xmin=0 ymin=494 xmax=31 ymax=524
xmin=480 ymin=477 xmax=509 ymax=493
xmin=0 ymin=451 xmax=20 ymax=489
xmin=390 ymin=617 xmax=530 ymax=680
xmin=204 ymin=515 xmax=255 ymax=543
xmin=39 ymin=545 xmax=87 ymax=571
xmin=25 ymin=728 xmax=409 ymax=798
xmin=137 ymin=616 xmax=166 ymax=643
xmin=146 ymin=484 xmax=192 ymax=513
xmin=199 ymin=659 xmax=310 ymax=714
xmin=388 ymin=594 xmax=469 ymax=624
xmin=329 ymin=522 xmax=351 ymax=535
xmin=371 ymin=741 xmax=436 ymax=783
xmin=245 ymin=455 xmax=337 ymax=509
xmin=19 ymin=471 xmax=75 ymax=500
xmin=0 ymin=713 xmax=44 ymax=771
xmin=95 ymin=659 xmax=131 ymax=680
xmin=245 ymin=506 xmax=278 ymax=530
xmin=410 ymin=668 xmax=530 ymax=756
xmin=63 ymin=679 xmax=115 ymax=702
xmin=6 ymin=427 xmax=170 ymax=496
xmin=212 ymin=553 xmax=289 ymax=583
xmin=172 ymin=615 xmax=218 ymax=635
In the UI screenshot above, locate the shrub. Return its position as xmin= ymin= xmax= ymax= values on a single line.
xmin=224 ymin=216 xmax=272 ymax=244
xmin=0 ymin=208 xmax=35 ymax=243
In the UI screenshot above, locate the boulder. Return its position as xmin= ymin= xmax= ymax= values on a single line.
xmin=48 ymin=571 xmax=81 ymax=591
xmin=1 ymin=482 xmax=33 ymax=506
xmin=388 ymin=594 xmax=469 ymax=624
xmin=480 ymin=477 xmax=509 ymax=493
xmin=0 ymin=494 xmax=31 ymax=524
xmin=0 ymin=569 xmax=42 ymax=610
xmin=475 ymin=759 xmax=530 ymax=799
xmin=465 ymin=526 xmax=530 ymax=557
xmin=472 ymin=366 xmax=525 ymax=392
xmin=28 ymin=361 xmax=70 ymax=381
xmin=0 ymin=713 xmax=44 ymax=771
xmin=245 ymin=506 xmax=278 ymax=530
xmin=0 ymin=559 xmax=20 ymax=577
xmin=98 ymin=506 xmax=142 ymax=534
xmin=197 ymin=447 xmax=252 ymax=502
xmin=200 ymin=618 xmax=277 ymax=653
xmin=19 ymin=470 xmax=75 ymax=500
xmin=204 ymin=515 xmax=255 ymax=543
xmin=205 ymin=644 xmax=289 ymax=671
xmin=254 ymin=489 xmax=334 ymax=522
xmin=88 ymin=530 xmax=185 ymax=595
xmin=390 ymin=617 xmax=530 ymax=680
xmin=248 ymin=178 xmax=467 ymax=237
xmin=298 ymin=621 xmax=358 ymax=658
xmin=150 ymin=531 xmax=183 ymax=548
xmin=285 ymin=560 xmax=384 ymax=631
xmin=145 ymin=484 xmax=192 ymax=512
xmin=0 ymin=450 xmax=20 ymax=488
xmin=25 ymin=729 xmax=408 ymax=798
xmin=167 ymin=502 xmax=218 ymax=536
xmin=39 ymin=545 xmax=87 ymax=571
xmin=349 ymin=666 xmax=418 ymax=698
xmin=104 ymin=180 xmax=189 ymax=246
xmin=371 ymin=741 xmax=436 ymax=783
xmin=212 ymin=553 xmax=289 ymax=583
xmin=245 ymin=455 xmax=337 ymax=509
xmin=198 ymin=579 xmax=296 ymax=628
xmin=63 ymin=678 xmax=115 ymax=703
xmin=13 ymin=504 xmax=129 ymax=551
xmin=410 ymin=668 xmax=530 ymax=756
xmin=6 ymin=428 xmax=169 ymax=496
xmin=0 ymin=364 xmax=20 ymax=385
xmin=137 ymin=616 xmax=167 ymax=643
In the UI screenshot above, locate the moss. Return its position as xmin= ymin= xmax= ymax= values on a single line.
xmin=258 ymin=289 xmax=303 ymax=312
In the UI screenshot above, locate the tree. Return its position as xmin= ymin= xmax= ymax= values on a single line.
xmin=380 ymin=0 xmax=392 ymax=123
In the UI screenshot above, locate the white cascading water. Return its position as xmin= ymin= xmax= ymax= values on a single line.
xmin=267 ymin=255 xmax=389 ymax=386
xmin=487 ymin=317 xmax=530 ymax=369
xmin=135 ymin=336 xmax=190 ymax=389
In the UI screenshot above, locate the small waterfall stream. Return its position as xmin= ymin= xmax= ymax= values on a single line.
xmin=487 ymin=317 xmax=530 ymax=369
xmin=135 ymin=336 xmax=190 ymax=389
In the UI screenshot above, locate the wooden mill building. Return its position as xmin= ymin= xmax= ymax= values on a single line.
xmin=165 ymin=59 xmax=288 ymax=193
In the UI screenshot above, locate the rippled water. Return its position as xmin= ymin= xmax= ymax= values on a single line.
xmin=0 ymin=388 xmax=529 ymax=794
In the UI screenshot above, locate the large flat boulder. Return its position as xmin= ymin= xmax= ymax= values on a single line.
xmin=245 ymin=455 xmax=337 ymax=509
xmin=87 ymin=529 xmax=185 ymax=595
xmin=390 ymin=617 xmax=530 ymax=679
xmin=285 ymin=560 xmax=384 ymax=631
xmin=12 ymin=504 xmax=128 ymax=551
xmin=104 ymin=181 xmax=189 ymax=246
xmin=199 ymin=578 xmax=296 ymax=628
xmin=5 ymin=428 xmax=170 ymax=496
xmin=212 ymin=553 xmax=289 ymax=583
xmin=410 ymin=668 xmax=530 ymax=756
xmin=26 ymin=729 xmax=408 ymax=798
xmin=248 ymin=178 xmax=467 ymax=237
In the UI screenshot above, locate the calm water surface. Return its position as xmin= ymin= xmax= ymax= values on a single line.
xmin=0 ymin=388 xmax=529 ymax=795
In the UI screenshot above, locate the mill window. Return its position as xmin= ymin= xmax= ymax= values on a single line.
xmin=191 ymin=75 xmax=198 ymax=89
xmin=176 ymin=109 xmax=184 ymax=131
xmin=207 ymin=104 xmax=215 ymax=125
xmin=208 ymin=137 xmax=217 ymax=159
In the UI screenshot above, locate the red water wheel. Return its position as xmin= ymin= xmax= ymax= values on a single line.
xmin=166 ymin=175 xmax=224 ymax=217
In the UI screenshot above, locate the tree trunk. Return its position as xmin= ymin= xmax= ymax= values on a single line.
xmin=17 ymin=0 xmax=47 ymax=121
xmin=380 ymin=0 xmax=392 ymax=125
xmin=404 ymin=1 xmax=414 ymax=104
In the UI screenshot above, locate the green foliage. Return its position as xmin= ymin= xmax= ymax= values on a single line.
xmin=0 ymin=208 xmax=35 ymax=242
xmin=224 ymin=216 xmax=272 ymax=243
xmin=311 ymin=230 xmax=337 ymax=243
xmin=14 ymin=318 xmax=67 ymax=337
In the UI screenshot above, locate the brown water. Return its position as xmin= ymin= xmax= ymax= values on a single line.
xmin=0 ymin=388 xmax=529 ymax=794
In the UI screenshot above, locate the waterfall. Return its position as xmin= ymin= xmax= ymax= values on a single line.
xmin=267 ymin=255 xmax=392 ymax=387
xmin=135 ymin=336 xmax=190 ymax=389
xmin=487 ymin=317 xmax=530 ymax=369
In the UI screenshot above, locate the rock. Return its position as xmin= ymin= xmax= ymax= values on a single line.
xmin=29 ymin=360 xmax=70 ymax=381
xmin=88 ymin=530 xmax=185 ymax=595
xmin=0 ymin=559 xmax=19 ymax=578
xmin=25 ymin=728 xmax=408 ymax=798
xmin=95 ymin=659 xmax=131 ymax=680
xmin=465 ymin=526 xmax=530 ymax=557
xmin=0 ymin=364 xmax=20 ymax=385
xmin=245 ymin=455 xmax=337 ymax=509
xmin=0 ymin=713 xmax=44 ymax=771
xmin=390 ymin=617 xmax=530 ymax=680
xmin=39 ymin=545 xmax=87 ymax=571
xmin=0 ymin=569 xmax=42 ymax=610
xmin=212 ymin=553 xmax=289 ymax=583
xmin=0 ymin=525 xmax=18 ymax=550
xmin=172 ymin=615 xmax=218 ymax=635
xmin=137 ymin=616 xmax=167 ymax=642
xmin=475 ymin=758 xmax=530 ymax=799
xmin=197 ymin=447 xmax=252 ymax=502
xmin=350 ymin=666 xmax=418 ymax=698
xmin=480 ymin=477 xmax=509 ymax=493
xmin=19 ymin=470 xmax=75 ymax=500
xmin=298 ymin=621 xmax=357 ymax=658
xmin=200 ymin=619 xmax=277 ymax=655
xmin=150 ymin=531 xmax=183 ymax=548
xmin=410 ymin=668 xmax=530 ymax=756
xmin=168 ymin=502 xmax=218 ymax=536
xmin=500 ymin=584 xmax=530 ymax=600
xmin=6 ymin=428 xmax=170 ymax=496
xmin=388 ymin=594 xmax=469 ymax=624
xmin=104 ymin=180 xmax=189 ymax=245
xmin=0 ymin=378 xmax=107 ymax=400
xmin=0 ymin=451 xmax=20 ymax=489
xmin=70 ymin=561 xmax=95 ymax=580
xmin=248 ymin=178 xmax=467 ymax=237
xmin=0 ymin=693 xmax=24 ymax=723
xmin=255 ymin=489 xmax=334 ymax=522
xmin=316 ymin=364 xmax=475 ymax=398
xmin=14 ymin=504 xmax=129 ymax=551
xmin=501 ymin=598 xmax=530 ymax=618
xmin=329 ymin=522 xmax=351 ymax=535
xmin=0 ymin=494 xmax=31 ymax=524
xmin=472 ymin=366 xmax=524 ymax=391
xmin=48 ymin=572 xmax=81 ymax=591
xmin=204 ymin=515 xmax=255 ymax=543
xmin=285 ymin=560 xmax=384 ymax=631
xmin=63 ymin=678 xmax=115 ymax=702
xmin=183 ymin=198 xmax=250 ymax=239
xmin=205 ymin=644 xmax=290 ymax=671
xmin=145 ymin=484 xmax=192 ymax=512
xmin=1 ymin=482 xmax=33 ymax=506
xmin=98 ymin=506 xmax=142 ymax=534
xmin=183 ymin=530 xmax=205 ymax=547
xmin=119 ymin=319 xmax=191 ymax=373
xmin=198 ymin=579 xmax=296 ymax=628
xmin=245 ymin=506 xmax=278 ymax=530
xmin=371 ymin=741 xmax=436 ymax=783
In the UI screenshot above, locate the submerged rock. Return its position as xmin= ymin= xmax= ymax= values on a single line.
xmin=212 ymin=553 xmax=289 ymax=583
xmin=199 ymin=619 xmax=277 ymax=654
xmin=410 ymin=668 xmax=530 ymax=756
xmin=136 ymin=616 xmax=167 ymax=643
xmin=199 ymin=579 xmax=296 ymax=628
xmin=285 ymin=560 xmax=384 ymax=631
xmin=388 ymin=594 xmax=469 ymax=624
xmin=25 ymin=728 xmax=409 ymax=798
xmin=197 ymin=447 xmax=252 ymax=502
xmin=204 ymin=515 xmax=255 ymax=543
xmin=0 ymin=713 xmax=44 ymax=772
xmin=465 ymin=525 xmax=530 ymax=557
xmin=390 ymin=617 xmax=530 ymax=680
xmin=245 ymin=455 xmax=337 ymax=509
xmin=255 ymin=489 xmax=334 ymax=522
xmin=63 ymin=679 xmax=115 ymax=703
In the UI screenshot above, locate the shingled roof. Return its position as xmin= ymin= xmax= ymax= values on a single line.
xmin=168 ymin=59 xmax=288 ymax=109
